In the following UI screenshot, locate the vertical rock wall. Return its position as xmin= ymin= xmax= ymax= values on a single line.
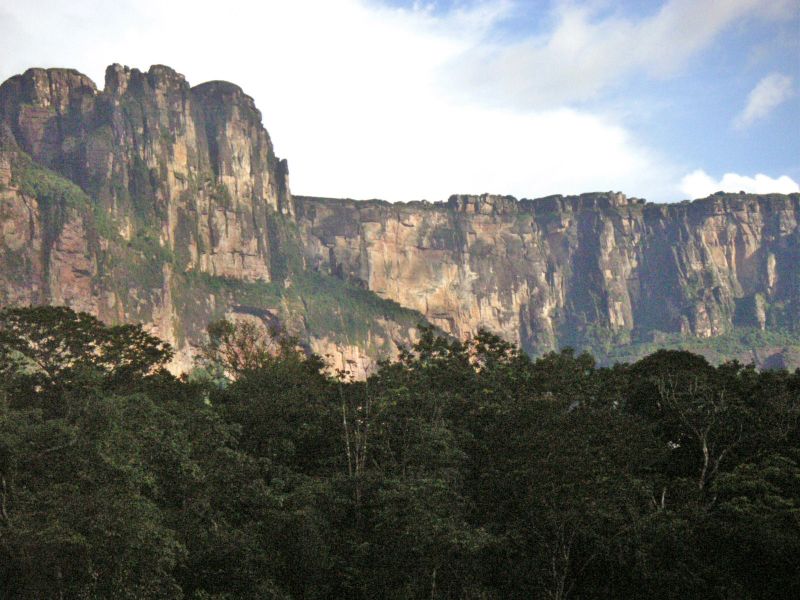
xmin=0 ymin=64 xmax=292 ymax=283
xmin=0 ymin=65 xmax=294 ymax=368
xmin=0 ymin=64 xmax=798 ymax=374
xmin=295 ymin=192 xmax=800 ymax=354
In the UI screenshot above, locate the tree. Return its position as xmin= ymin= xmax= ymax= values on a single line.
xmin=627 ymin=351 xmax=751 ymax=494
xmin=0 ymin=306 xmax=172 ymax=405
xmin=202 ymin=318 xmax=309 ymax=380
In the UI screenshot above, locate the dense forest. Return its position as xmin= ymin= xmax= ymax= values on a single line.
xmin=1 ymin=306 xmax=798 ymax=599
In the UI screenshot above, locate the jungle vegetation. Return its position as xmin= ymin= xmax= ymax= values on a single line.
xmin=0 ymin=306 xmax=798 ymax=599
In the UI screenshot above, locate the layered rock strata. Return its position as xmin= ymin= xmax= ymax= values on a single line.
xmin=1 ymin=64 xmax=798 ymax=373
xmin=295 ymin=192 xmax=799 ymax=355
xmin=0 ymin=65 xmax=415 ymax=372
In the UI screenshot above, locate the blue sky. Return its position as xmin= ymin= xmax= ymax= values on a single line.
xmin=1 ymin=0 xmax=798 ymax=201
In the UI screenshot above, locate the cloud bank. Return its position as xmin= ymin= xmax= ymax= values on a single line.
xmin=0 ymin=0 xmax=797 ymax=203
xmin=680 ymin=169 xmax=800 ymax=199
xmin=445 ymin=0 xmax=790 ymax=109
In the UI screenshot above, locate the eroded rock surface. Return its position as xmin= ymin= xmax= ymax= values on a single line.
xmin=1 ymin=64 xmax=798 ymax=374
xmin=296 ymin=192 xmax=800 ymax=355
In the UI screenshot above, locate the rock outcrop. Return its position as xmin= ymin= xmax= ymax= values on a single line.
xmin=1 ymin=64 xmax=798 ymax=373
xmin=295 ymin=192 xmax=799 ymax=359
xmin=0 ymin=64 xmax=292 ymax=281
xmin=0 ymin=65 xmax=417 ymax=372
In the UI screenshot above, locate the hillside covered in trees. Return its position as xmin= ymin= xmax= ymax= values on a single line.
xmin=1 ymin=306 xmax=799 ymax=599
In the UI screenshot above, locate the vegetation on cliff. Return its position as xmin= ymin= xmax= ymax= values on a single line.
xmin=1 ymin=306 xmax=798 ymax=599
xmin=2 ymin=147 xmax=428 ymax=359
xmin=1 ymin=64 xmax=798 ymax=372
xmin=173 ymin=267 xmax=424 ymax=349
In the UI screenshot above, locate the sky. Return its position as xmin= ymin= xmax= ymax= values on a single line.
xmin=0 ymin=0 xmax=798 ymax=202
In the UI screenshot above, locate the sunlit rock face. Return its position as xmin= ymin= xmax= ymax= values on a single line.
xmin=0 ymin=64 xmax=291 ymax=372
xmin=295 ymin=192 xmax=800 ymax=355
xmin=0 ymin=64 xmax=292 ymax=283
xmin=0 ymin=65 xmax=418 ymax=375
xmin=1 ymin=64 xmax=798 ymax=375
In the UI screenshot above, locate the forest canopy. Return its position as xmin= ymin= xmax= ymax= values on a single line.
xmin=0 ymin=306 xmax=798 ymax=599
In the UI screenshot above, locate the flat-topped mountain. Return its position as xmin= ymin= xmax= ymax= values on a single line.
xmin=1 ymin=65 xmax=798 ymax=372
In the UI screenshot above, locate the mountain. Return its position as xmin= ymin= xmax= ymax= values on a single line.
xmin=1 ymin=64 xmax=798 ymax=373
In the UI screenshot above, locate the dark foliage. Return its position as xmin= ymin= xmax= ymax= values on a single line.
xmin=1 ymin=309 xmax=798 ymax=599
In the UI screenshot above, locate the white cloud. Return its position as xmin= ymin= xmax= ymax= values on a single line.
xmin=446 ymin=0 xmax=787 ymax=109
xmin=0 ymin=1 xmax=793 ymax=204
xmin=680 ymin=169 xmax=800 ymax=198
xmin=0 ymin=0 xmax=685 ymax=202
xmin=734 ymin=73 xmax=794 ymax=128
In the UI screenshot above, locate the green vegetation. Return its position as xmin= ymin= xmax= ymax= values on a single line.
xmin=9 ymin=151 xmax=118 ymax=242
xmin=175 ymin=267 xmax=425 ymax=349
xmin=9 ymin=151 xmax=120 ymax=285
xmin=293 ymin=270 xmax=421 ymax=340
xmin=0 ymin=247 xmax=29 ymax=284
xmin=158 ymin=128 xmax=176 ymax=147
xmin=108 ymin=230 xmax=175 ymax=290
xmin=1 ymin=306 xmax=798 ymax=599
xmin=127 ymin=230 xmax=175 ymax=265
xmin=266 ymin=211 xmax=305 ymax=281
xmin=561 ymin=322 xmax=633 ymax=356
xmin=171 ymin=211 xmax=429 ymax=350
xmin=11 ymin=152 xmax=91 ymax=241
xmin=11 ymin=154 xmax=87 ymax=212
xmin=128 ymin=155 xmax=162 ymax=226
xmin=765 ymin=299 xmax=795 ymax=329
xmin=596 ymin=327 xmax=800 ymax=367
xmin=181 ymin=271 xmax=284 ymax=307
xmin=6 ymin=152 xmax=421 ymax=353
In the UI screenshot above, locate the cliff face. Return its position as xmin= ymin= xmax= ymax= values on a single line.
xmin=295 ymin=192 xmax=800 ymax=360
xmin=1 ymin=64 xmax=798 ymax=373
xmin=0 ymin=64 xmax=292 ymax=280
xmin=0 ymin=65 xmax=419 ymax=373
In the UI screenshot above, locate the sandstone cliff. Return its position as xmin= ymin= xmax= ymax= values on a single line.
xmin=1 ymin=64 xmax=798 ymax=373
xmin=295 ymin=192 xmax=800 ymax=366
xmin=0 ymin=65 xmax=420 ymax=373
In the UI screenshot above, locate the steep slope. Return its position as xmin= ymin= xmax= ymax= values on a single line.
xmin=0 ymin=64 xmax=798 ymax=373
xmin=0 ymin=65 xmax=424 ymax=374
xmin=295 ymin=192 xmax=800 ymax=367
